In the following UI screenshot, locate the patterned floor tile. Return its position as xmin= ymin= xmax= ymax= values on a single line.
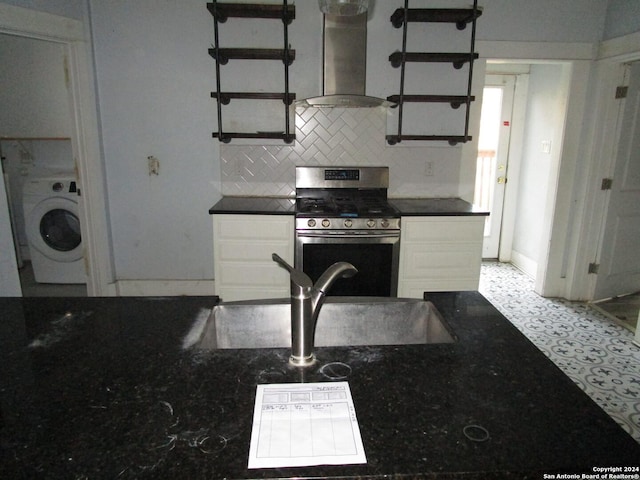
xmin=480 ymin=262 xmax=640 ymax=442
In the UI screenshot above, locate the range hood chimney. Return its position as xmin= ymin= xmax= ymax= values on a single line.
xmin=297 ymin=8 xmax=394 ymax=108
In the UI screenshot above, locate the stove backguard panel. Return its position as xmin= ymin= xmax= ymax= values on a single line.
xmin=220 ymin=107 xmax=462 ymax=198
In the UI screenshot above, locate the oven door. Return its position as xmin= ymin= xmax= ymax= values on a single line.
xmin=295 ymin=230 xmax=400 ymax=296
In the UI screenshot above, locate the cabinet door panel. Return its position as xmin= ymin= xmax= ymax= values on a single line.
xmin=213 ymin=215 xmax=294 ymax=301
xmin=398 ymin=216 xmax=483 ymax=297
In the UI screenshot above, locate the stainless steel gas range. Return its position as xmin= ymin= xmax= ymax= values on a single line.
xmin=295 ymin=166 xmax=400 ymax=296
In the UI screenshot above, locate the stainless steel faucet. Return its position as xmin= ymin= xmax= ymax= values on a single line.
xmin=272 ymin=253 xmax=357 ymax=367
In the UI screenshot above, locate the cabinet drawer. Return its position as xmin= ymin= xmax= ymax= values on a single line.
xmin=213 ymin=214 xmax=293 ymax=241
xmin=218 ymin=241 xmax=290 ymax=262
xmin=217 ymin=262 xmax=288 ymax=286
xmin=402 ymin=216 xmax=484 ymax=243
xmin=401 ymin=243 xmax=482 ymax=279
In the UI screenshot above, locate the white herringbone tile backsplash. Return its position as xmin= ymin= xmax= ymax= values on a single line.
xmin=220 ymin=107 xmax=461 ymax=198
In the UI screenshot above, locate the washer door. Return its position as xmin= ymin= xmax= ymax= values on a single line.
xmin=26 ymin=197 xmax=83 ymax=262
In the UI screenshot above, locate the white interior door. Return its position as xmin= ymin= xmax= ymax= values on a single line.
xmin=593 ymin=61 xmax=640 ymax=300
xmin=475 ymin=75 xmax=515 ymax=258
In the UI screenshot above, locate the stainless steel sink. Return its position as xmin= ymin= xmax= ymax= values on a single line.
xmin=185 ymin=297 xmax=455 ymax=350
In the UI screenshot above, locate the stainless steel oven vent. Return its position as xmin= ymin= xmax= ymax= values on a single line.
xmin=297 ymin=13 xmax=394 ymax=108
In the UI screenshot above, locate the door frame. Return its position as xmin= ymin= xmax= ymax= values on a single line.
xmin=473 ymin=42 xmax=593 ymax=299
xmin=479 ymin=68 xmax=529 ymax=262
xmin=0 ymin=4 xmax=115 ymax=296
xmin=565 ymin=33 xmax=640 ymax=301
xmin=592 ymin=60 xmax=640 ymax=300
xmin=477 ymin=76 xmax=515 ymax=259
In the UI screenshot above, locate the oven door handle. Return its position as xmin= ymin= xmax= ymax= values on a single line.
xmin=297 ymin=232 xmax=400 ymax=239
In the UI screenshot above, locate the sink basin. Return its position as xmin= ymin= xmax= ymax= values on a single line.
xmin=185 ymin=297 xmax=455 ymax=350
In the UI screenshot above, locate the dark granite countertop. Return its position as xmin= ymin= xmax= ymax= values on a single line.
xmin=389 ymin=198 xmax=489 ymax=216
xmin=1 ymin=293 xmax=638 ymax=479
xmin=209 ymin=196 xmax=488 ymax=217
xmin=209 ymin=197 xmax=296 ymax=215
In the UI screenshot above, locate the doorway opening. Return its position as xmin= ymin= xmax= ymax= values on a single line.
xmin=474 ymin=62 xmax=575 ymax=291
xmin=474 ymin=76 xmax=515 ymax=259
xmin=0 ymin=34 xmax=87 ymax=297
xmin=474 ymin=76 xmax=515 ymax=260
xmin=0 ymin=4 xmax=113 ymax=296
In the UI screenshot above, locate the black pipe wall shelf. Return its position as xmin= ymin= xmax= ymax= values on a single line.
xmin=390 ymin=7 xmax=482 ymax=30
xmin=211 ymin=92 xmax=296 ymax=105
xmin=387 ymin=1 xmax=481 ymax=146
xmin=207 ymin=1 xmax=296 ymax=144
xmin=389 ymin=52 xmax=478 ymax=69
xmin=207 ymin=3 xmax=295 ymax=24
xmin=208 ymin=48 xmax=296 ymax=65
xmin=386 ymin=94 xmax=475 ymax=109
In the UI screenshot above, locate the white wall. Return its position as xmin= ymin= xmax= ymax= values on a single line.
xmin=475 ymin=0 xmax=606 ymax=43
xmin=0 ymin=34 xmax=71 ymax=138
xmin=0 ymin=0 xmax=84 ymax=20
xmin=90 ymin=0 xmax=220 ymax=281
xmin=603 ymin=0 xmax=640 ymax=40
xmin=511 ymin=64 xmax=566 ymax=275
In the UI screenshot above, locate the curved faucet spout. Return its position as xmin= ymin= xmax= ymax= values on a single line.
xmin=272 ymin=253 xmax=358 ymax=367
xmin=314 ymin=262 xmax=358 ymax=295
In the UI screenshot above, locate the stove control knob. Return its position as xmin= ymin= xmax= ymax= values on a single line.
xmin=367 ymin=219 xmax=377 ymax=228
xmin=307 ymin=219 xmax=316 ymax=228
xmin=381 ymin=219 xmax=390 ymax=228
xmin=344 ymin=219 xmax=353 ymax=228
xmin=322 ymin=219 xmax=331 ymax=228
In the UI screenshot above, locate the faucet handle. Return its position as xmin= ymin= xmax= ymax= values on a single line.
xmin=272 ymin=253 xmax=313 ymax=289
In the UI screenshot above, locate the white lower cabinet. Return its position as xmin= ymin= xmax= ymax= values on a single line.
xmin=214 ymin=214 xmax=483 ymax=301
xmin=397 ymin=216 xmax=484 ymax=298
xmin=212 ymin=214 xmax=294 ymax=301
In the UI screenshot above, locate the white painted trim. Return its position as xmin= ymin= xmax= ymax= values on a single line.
xmin=460 ymin=60 xmax=486 ymax=202
xmin=564 ymin=61 xmax=627 ymax=301
xmin=0 ymin=3 xmax=84 ymax=41
xmin=565 ymin=54 xmax=640 ymax=301
xmin=477 ymin=41 xmax=595 ymax=61
xmin=510 ymin=250 xmax=537 ymax=279
xmin=0 ymin=4 xmax=115 ymax=296
xmin=116 ymin=280 xmax=216 ymax=297
xmin=498 ymin=73 xmax=528 ymax=263
xmin=538 ymin=61 xmax=592 ymax=299
xmin=64 ymin=41 xmax=116 ymax=296
xmin=598 ymin=31 xmax=640 ymax=61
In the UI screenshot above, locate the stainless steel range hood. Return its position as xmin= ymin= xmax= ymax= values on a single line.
xmin=297 ymin=13 xmax=394 ymax=108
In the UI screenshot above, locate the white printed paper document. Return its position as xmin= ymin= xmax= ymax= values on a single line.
xmin=248 ymin=382 xmax=367 ymax=469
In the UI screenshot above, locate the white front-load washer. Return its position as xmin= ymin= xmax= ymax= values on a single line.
xmin=22 ymin=174 xmax=86 ymax=284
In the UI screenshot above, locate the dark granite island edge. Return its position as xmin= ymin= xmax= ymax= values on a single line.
xmin=1 ymin=293 xmax=638 ymax=479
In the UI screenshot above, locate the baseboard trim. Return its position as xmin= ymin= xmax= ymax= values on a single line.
xmin=115 ymin=279 xmax=215 ymax=297
xmin=510 ymin=250 xmax=537 ymax=279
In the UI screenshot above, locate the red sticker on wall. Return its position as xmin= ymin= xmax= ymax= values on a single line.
xmin=503 ymin=121 xmax=510 ymax=126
